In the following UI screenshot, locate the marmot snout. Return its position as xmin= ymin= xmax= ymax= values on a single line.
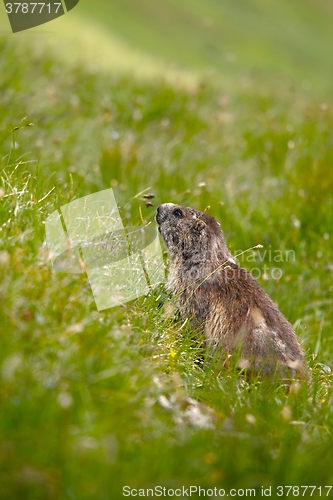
xmin=156 ymin=203 xmax=306 ymax=378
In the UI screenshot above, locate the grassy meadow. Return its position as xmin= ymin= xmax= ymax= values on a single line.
xmin=1 ymin=1 xmax=333 ymax=498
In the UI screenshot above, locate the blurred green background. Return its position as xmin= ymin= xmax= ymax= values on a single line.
xmin=77 ymin=0 xmax=333 ymax=91
xmin=1 ymin=1 xmax=333 ymax=498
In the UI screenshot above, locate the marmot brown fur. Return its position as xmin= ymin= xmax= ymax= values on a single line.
xmin=156 ymin=203 xmax=306 ymax=378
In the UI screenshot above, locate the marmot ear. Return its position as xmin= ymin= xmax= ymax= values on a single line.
xmin=192 ymin=219 xmax=206 ymax=232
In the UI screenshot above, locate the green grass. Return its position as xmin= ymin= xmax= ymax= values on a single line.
xmin=1 ymin=2 xmax=333 ymax=498
xmin=75 ymin=0 xmax=333 ymax=93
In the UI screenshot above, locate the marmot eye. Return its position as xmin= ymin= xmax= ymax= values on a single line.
xmin=173 ymin=208 xmax=183 ymax=217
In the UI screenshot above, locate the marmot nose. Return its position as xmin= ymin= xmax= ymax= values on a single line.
xmin=156 ymin=205 xmax=164 ymax=224
xmin=156 ymin=203 xmax=176 ymax=224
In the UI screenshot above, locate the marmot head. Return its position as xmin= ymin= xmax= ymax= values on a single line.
xmin=156 ymin=203 xmax=231 ymax=264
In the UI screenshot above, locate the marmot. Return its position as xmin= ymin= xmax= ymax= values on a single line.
xmin=156 ymin=203 xmax=306 ymax=378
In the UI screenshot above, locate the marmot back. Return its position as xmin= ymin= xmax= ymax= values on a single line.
xmin=156 ymin=203 xmax=306 ymax=378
